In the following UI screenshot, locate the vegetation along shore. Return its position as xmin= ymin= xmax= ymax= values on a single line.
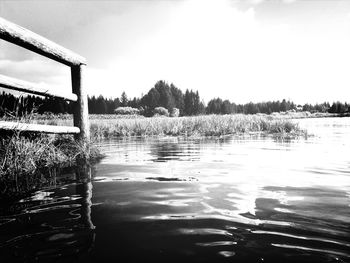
xmin=1 ymin=113 xmax=307 ymax=138
xmin=88 ymin=114 xmax=305 ymax=138
xmin=1 ymin=79 xmax=348 ymax=198
xmin=0 ymin=132 xmax=102 ymax=198
xmin=0 ymin=113 xmax=305 ymax=197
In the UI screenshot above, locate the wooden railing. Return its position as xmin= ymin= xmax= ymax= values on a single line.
xmin=0 ymin=17 xmax=89 ymax=142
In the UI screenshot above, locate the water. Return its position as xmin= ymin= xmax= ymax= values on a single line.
xmin=1 ymin=117 xmax=350 ymax=262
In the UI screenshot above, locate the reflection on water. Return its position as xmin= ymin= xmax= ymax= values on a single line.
xmin=0 ymin=165 xmax=96 ymax=262
xmin=1 ymin=117 xmax=350 ymax=262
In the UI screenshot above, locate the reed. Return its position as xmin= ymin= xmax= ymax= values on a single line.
xmin=89 ymin=114 xmax=306 ymax=138
xmin=0 ymin=113 xmax=306 ymax=140
xmin=0 ymin=132 xmax=102 ymax=196
xmin=0 ymin=113 xmax=305 ymax=197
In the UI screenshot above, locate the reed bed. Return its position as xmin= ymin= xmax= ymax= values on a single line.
xmin=0 ymin=133 xmax=102 ymax=196
xmin=0 ymin=113 xmax=305 ymax=196
xmin=89 ymin=114 xmax=306 ymax=138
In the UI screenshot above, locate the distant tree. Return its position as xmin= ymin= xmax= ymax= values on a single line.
xmin=183 ymin=89 xmax=191 ymax=115
xmin=155 ymin=81 xmax=175 ymax=110
xmin=328 ymin=102 xmax=337 ymax=113
xmin=141 ymin=80 xmax=183 ymax=115
xmin=88 ymin=96 xmax=96 ymax=114
xmin=198 ymin=100 xmax=206 ymax=115
xmin=337 ymin=102 xmax=347 ymax=113
xmin=184 ymin=89 xmax=202 ymax=115
xmin=121 ymin=91 xmax=128 ymax=107
xmin=141 ymin=87 xmax=160 ymax=116
xmin=207 ymin=98 xmax=223 ymax=114
xmin=221 ymin=100 xmax=232 ymax=114
xmin=244 ymin=102 xmax=259 ymax=114
xmin=129 ymin=97 xmax=140 ymax=109
xmin=281 ymin=99 xmax=288 ymax=112
xmin=96 ymin=95 xmax=107 ymax=114
xmin=0 ymin=84 xmax=346 ymax=117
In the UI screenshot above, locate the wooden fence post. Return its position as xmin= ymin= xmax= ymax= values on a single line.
xmin=0 ymin=17 xmax=89 ymax=137
xmin=71 ymin=64 xmax=90 ymax=143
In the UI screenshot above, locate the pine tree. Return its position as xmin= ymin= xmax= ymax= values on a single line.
xmin=121 ymin=91 xmax=128 ymax=107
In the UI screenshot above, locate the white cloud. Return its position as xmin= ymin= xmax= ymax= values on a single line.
xmin=2 ymin=0 xmax=350 ymax=104
xmin=0 ymin=58 xmax=71 ymax=94
xmin=84 ymin=0 xmax=350 ymax=104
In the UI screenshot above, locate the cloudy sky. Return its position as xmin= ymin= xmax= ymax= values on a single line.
xmin=1 ymin=0 xmax=350 ymax=104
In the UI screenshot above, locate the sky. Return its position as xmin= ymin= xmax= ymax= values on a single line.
xmin=1 ymin=0 xmax=350 ymax=105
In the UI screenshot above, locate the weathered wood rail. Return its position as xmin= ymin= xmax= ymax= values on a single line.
xmin=0 ymin=17 xmax=89 ymax=142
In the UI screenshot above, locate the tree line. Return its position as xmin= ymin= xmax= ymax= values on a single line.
xmin=0 ymin=80 xmax=349 ymax=116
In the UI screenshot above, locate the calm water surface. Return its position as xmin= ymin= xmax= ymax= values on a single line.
xmin=1 ymin=117 xmax=350 ymax=262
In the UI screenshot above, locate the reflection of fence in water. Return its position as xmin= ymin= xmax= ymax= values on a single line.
xmin=34 ymin=164 xmax=96 ymax=260
xmin=56 ymin=164 xmax=96 ymax=259
xmin=30 ymin=164 xmax=96 ymax=260
xmin=75 ymin=164 xmax=95 ymax=230
xmin=0 ymin=164 xmax=96 ymax=261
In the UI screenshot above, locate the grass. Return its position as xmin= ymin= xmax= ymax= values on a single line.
xmin=268 ymin=111 xmax=338 ymax=119
xmin=89 ymin=114 xmax=306 ymax=138
xmin=0 ymin=113 xmax=306 ymax=197
xmin=0 ymin=132 xmax=102 ymax=197
xmin=5 ymin=113 xmax=306 ymax=138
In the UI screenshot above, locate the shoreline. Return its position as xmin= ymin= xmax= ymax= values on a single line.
xmin=0 ymin=112 xmax=332 ymax=198
xmin=0 ymin=111 xmax=348 ymax=122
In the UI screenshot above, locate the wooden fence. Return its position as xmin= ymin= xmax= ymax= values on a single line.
xmin=0 ymin=17 xmax=89 ymax=142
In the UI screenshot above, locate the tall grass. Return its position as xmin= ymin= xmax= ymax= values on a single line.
xmin=89 ymin=114 xmax=306 ymax=138
xmin=0 ymin=132 xmax=102 ymax=197
xmin=0 ymin=113 xmax=305 ymax=196
xmin=24 ymin=114 xmax=305 ymax=138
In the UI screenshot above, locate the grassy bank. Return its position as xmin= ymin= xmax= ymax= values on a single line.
xmin=268 ymin=111 xmax=341 ymax=119
xmin=89 ymin=114 xmax=306 ymax=138
xmin=0 ymin=113 xmax=305 ymax=197
xmin=2 ymin=113 xmax=307 ymax=138
xmin=0 ymin=133 xmax=102 ymax=197
xmin=3 ymin=110 xmax=339 ymax=122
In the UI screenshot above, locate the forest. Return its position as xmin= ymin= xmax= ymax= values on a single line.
xmin=0 ymin=80 xmax=349 ymax=117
